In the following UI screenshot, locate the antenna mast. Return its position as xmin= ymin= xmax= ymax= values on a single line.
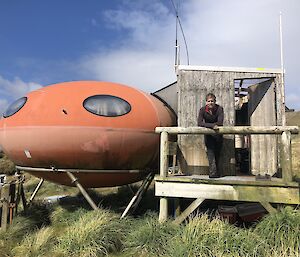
xmin=279 ymin=12 xmax=286 ymax=125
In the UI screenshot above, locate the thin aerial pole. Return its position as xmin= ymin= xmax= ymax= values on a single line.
xmin=279 ymin=12 xmax=286 ymax=125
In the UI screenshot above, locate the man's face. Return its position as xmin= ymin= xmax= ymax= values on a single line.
xmin=206 ymin=97 xmax=216 ymax=109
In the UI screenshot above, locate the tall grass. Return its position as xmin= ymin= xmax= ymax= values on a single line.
xmin=12 ymin=227 xmax=56 ymax=257
xmin=1 ymin=196 xmax=299 ymax=257
xmin=253 ymin=206 xmax=300 ymax=256
xmin=53 ymin=209 xmax=128 ymax=257
xmin=123 ymin=212 xmax=180 ymax=256
xmin=164 ymin=214 xmax=265 ymax=257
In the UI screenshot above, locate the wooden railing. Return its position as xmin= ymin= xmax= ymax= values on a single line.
xmin=155 ymin=126 xmax=299 ymax=183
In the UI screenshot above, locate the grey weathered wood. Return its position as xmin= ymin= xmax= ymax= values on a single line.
xmin=249 ymin=80 xmax=277 ymax=176
xmin=281 ymin=131 xmax=292 ymax=182
xmin=160 ymin=131 xmax=169 ymax=177
xmin=1 ymin=184 xmax=10 ymax=231
xmin=155 ymin=181 xmax=299 ymax=204
xmin=260 ymin=201 xmax=277 ymax=214
xmin=155 ymin=174 xmax=298 ymax=187
xmin=159 ymin=197 xmax=168 ymax=223
xmin=155 ymin=126 xmax=299 ymax=134
xmin=177 ymin=69 xmax=235 ymax=175
xmin=173 ymin=198 xmax=205 ymax=225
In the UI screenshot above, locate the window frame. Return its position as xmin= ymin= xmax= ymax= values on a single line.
xmin=83 ymin=94 xmax=132 ymax=117
xmin=3 ymin=97 xmax=28 ymax=118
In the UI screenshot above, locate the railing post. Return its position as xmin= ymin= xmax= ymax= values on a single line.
xmin=159 ymin=131 xmax=169 ymax=222
xmin=281 ymin=131 xmax=293 ymax=182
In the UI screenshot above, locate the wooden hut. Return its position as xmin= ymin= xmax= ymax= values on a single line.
xmin=153 ymin=65 xmax=299 ymax=223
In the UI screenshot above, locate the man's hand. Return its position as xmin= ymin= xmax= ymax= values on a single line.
xmin=213 ymin=125 xmax=219 ymax=130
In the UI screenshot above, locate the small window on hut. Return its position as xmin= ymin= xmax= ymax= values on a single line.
xmin=83 ymin=95 xmax=131 ymax=117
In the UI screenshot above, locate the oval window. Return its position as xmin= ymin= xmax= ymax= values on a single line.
xmin=3 ymin=97 xmax=27 ymax=118
xmin=83 ymin=95 xmax=131 ymax=117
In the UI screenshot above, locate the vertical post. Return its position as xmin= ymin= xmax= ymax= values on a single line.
xmin=281 ymin=131 xmax=292 ymax=182
xmin=1 ymin=184 xmax=10 ymax=231
xmin=160 ymin=131 xmax=169 ymax=177
xmin=159 ymin=131 xmax=169 ymax=222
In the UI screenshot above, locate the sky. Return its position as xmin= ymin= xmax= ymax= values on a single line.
xmin=0 ymin=0 xmax=299 ymax=113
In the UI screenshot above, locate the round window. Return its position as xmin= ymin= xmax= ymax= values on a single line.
xmin=3 ymin=97 xmax=27 ymax=118
xmin=83 ymin=95 xmax=131 ymax=117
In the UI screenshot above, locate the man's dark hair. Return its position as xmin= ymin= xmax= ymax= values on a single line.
xmin=206 ymin=93 xmax=216 ymax=101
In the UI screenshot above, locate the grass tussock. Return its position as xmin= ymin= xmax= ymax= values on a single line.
xmin=123 ymin=212 xmax=180 ymax=257
xmin=0 ymin=154 xmax=15 ymax=175
xmin=12 ymin=227 xmax=56 ymax=257
xmin=0 ymin=202 xmax=299 ymax=257
xmin=54 ymin=209 xmax=128 ymax=257
xmin=253 ymin=206 xmax=300 ymax=256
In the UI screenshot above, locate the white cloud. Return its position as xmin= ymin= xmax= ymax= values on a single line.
xmin=79 ymin=0 xmax=299 ymax=108
xmin=0 ymin=75 xmax=42 ymax=113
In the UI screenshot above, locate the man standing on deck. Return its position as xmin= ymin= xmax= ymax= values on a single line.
xmin=198 ymin=93 xmax=224 ymax=178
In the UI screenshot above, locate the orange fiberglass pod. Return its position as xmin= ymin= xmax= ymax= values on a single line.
xmin=0 ymin=81 xmax=176 ymax=188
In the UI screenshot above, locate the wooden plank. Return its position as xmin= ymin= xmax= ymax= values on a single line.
xmin=1 ymin=184 xmax=10 ymax=231
xmin=260 ymin=201 xmax=277 ymax=214
xmin=154 ymin=175 xmax=299 ymax=187
xmin=155 ymin=181 xmax=300 ymax=204
xmin=281 ymin=131 xmax=293 ymax=182
xmin=160 ymin=131 xmax=169 ymax=177
xmin=249 ymin=80 xmax=277 ymax=176
xmin=156 ymin=126 xmax=299 ymax=134
xmin=173 ymin=198 xmax=205 ymax=225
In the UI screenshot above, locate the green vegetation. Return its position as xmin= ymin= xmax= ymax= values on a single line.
xmin=0 ymin=206 xmax=298 ymax=255
xmin=0 ymin=154 xmax=15 ymax=175
xmin=0 ymin=205 xmax=299 ymax=257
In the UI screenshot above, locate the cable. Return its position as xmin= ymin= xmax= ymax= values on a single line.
xmin=170 ymin=0 xmax=190 ymax=65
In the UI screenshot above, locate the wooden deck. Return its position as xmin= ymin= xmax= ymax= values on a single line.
xmin=155 ymin=174 xmax=299 ymax=204
xmin=155 ymin=126 xmax=300 ymax=223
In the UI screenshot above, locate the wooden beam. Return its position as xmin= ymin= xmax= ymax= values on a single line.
xmin=160 ymin=131 xmax=169 ymax=177
xmin=260 ymin=201 xmax=277 ymax=214
xmin=281 ymin=131 xmax=293 ymax=182
xmin=155 ymin=175 xmax=298 ymax=187
xmin=155 ymin=181 xmax=300 ymax=204
xmin=155 ymin=126 xmax=299 ymax=135
xmin=173 ymin=198 xmax=205 ymax=225
xmin=1 ymin=184 xmax=10 ymax=231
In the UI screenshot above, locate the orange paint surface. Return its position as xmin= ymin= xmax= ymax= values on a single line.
xmin=0 ymin=81 xmax=175 ymax=187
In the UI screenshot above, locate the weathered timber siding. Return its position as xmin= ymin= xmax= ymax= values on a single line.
xmin=177 ymin=68 xmax=284 ymax=176
xmin=249 ymin=80 xmax=277 ymax=176
xmin=178 ymin=70 xmax=235 ymax=175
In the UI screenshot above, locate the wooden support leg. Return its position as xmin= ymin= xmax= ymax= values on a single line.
xmin=174 ymin=198 xmax=181 ymax=218
xmin=159 ymin=197 xmax=168 ymax=223
xmin=66 ymin=171 xmax=98 ymax=211
xmin=260 ymin=201 xmax=277 ymax=214
xmin=173 ymin=198 xmax=205 ymax=225
xmin=281 ymin=131 xmax=293 ymax=182
xmin=1 ymin=184 xmax=10 ymax=231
